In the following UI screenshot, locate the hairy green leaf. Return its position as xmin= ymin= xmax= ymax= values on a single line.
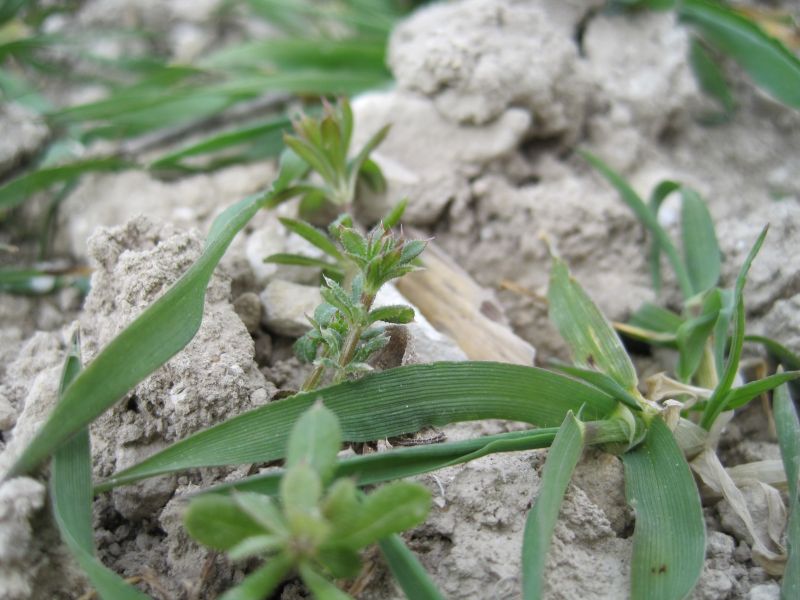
xmin=286 ymin=401 xmax=341 ymax=484
xmin=184 ymin=495 xmax=267 ymax=551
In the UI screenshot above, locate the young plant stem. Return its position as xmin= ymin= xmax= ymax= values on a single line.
xmin=334 ymin=292 xmax=376 ymax=384
xmin=301 ymin=356 xmax=328 ymax=392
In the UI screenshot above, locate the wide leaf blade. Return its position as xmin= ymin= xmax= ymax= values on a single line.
xmin=622 ymin=418 xmax=705 ymax=600
xmin=680 ymin=0 xmax=800 ymax=109
xmin=522 ymin=412 xmax=584 ymax=599
xmin=680 ymin=187 xmax=721 ymax=294
xmin=98 ymin=362 xmax=618 ymax=489
xmin=549 ymin=256 xmax=639 ymax=393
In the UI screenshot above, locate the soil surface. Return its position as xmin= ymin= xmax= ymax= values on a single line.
xmin=1 ymin=1 xmax=799 ymax=599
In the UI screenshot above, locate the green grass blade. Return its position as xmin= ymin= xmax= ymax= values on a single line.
xmin=549 ymin=363 xmax=642 ymax=411
xmin=264 ymin=253 xmax=338 ymax=270
xmin=148 ymin=116 xmax=290 ymax=171
xmin=6 ymin=185 xmax=282 ymax=478
xmin=581 ymin=151 xmax=694 ymax=299
xmin=680 ymin=0 xmax=800 ymax=109
xmin=522 ymin=412 xmax=584 ymax=599
xmin=201 ymin=428 xmax=561 ymax=497
xmin=50 ymin=333 xmax=151 ymax=599
xmin=744 ymin=335 xmax=800 ymax=397
xmin=628 ymin=303 xmax=684 ymax=335
xmin=0 ymin=157 xmax=131 ymax=212
xmin=675 ymin=299 xmax=719 ymax=383
xmin=0 ymin=266 xmax=87 ymax=295
xmin=622 ymin=418 xmax=705 ymax=600
xmin=680 ymin=188 xmax=721 ymax=294
xmin=688 ymin=37 xmax=735 ymax=116
xmin=198 ymin=421 xmax=629 ymax=498
xmin=724 ymin=371 xmax=800 ymax=410
xmin=774 ymin=383 xmax=800 ymax=599
xmin=278 ymin=217 xmax=343 ymax=260
xmin=549 ymin=255 xmax=639 ymax=393
xmin=647 ymin=181 xmax=681 ymax=294
xmin=701 ymin=226 xmax=768 ymax=429
xmin=378 ymin=535 xmax=445 ymax=600
xmin=98 ymin=363 xmax=619 ymax=489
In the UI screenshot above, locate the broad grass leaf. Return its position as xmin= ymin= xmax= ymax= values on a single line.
xmin=378 ymin=535 xmax=446 ymax=600
xmin=50 ymin=333 xmax=151 ymax=599
xmin=0 ymin=157 xmax=131 ymax=212
xmin=7 ymin=187 xmax=280 ymax=478
xmin=688 ymin=37 xmax=735 ymax=116
xmin=548 ymin=256 xmax=639 ymax=393
xmin=581 ymin=150 xmax=694 ymax=299
xmin=149 ymin=116 xmax=290 ymax=172
xmin=648 ymin=181 xmax=681 ymax=294
xmin=623 ymin=418 xmax=705 ymax=600
xmin=680 ymin=187 xmax=721 ymax=294
xmin=522 ymin=412 xmax=584 ymax=599
xmin=98 ymin=363 xmax=618 ymax=489
xmin=774 ymin=383 xmax=800 ymax=598
xmin=744 ymin=335 xmax=800 ymax=398
xmin=629 ymin=303 xmax=684 ymax=334
xmin=549 ymin=363 xmax=641 ymax=411
xmin=680 ymin=0 xmax=800 ymax=109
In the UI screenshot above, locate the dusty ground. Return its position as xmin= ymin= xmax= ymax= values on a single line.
xmin=1 ymin=0 xmax=799 ymax=599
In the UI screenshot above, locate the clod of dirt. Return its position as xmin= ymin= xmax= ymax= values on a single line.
xmin=0 ymin=104 xmax=49 ymax=178
xmin=260 ymin=279 xmax=322 ymax=337
xmin=0 ymin=477 xmax=45 ymax=600
xmin=583 ymin=10 xmax=700 ymax=173
xmin=59 ymin=164 xmax=274 ymax=261
xmin=351 ymin=90 xmax=530 ymax=225
xmin=388 ymin=0 xmax=589 ymax=141
xmin=80 ymin=216 xmax=275 ymax=519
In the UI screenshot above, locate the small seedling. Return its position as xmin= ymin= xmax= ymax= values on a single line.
xmin=184 ymin=401 xmax=431 ymax=600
